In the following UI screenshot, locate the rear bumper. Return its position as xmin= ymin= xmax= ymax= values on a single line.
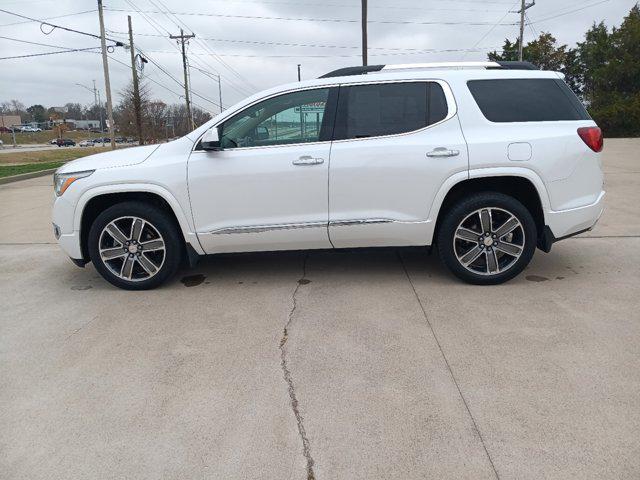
xmin=539 ymin=191 xmax=605 ymax=252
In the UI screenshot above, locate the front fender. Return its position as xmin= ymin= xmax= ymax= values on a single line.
xmin=73 ymin=183 xmax=205 ymax=254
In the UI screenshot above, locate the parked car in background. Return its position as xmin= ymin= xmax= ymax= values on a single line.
xmin=50 ymin=139 xmax=59 ymax=145
xmin=0 ymin=126 xmax=13 ymax=133
xmin=115 ymin=137 xmax=127 ymax=144
xmin=79 ymin=140 xmax=94 ymax=147
xmin=52 ymin=61 xmax=605 ymax=290
xmin=56 ymin=138 xmax=76 ymax=147
xmin=20 ymin=126 xmax=42 ymax=132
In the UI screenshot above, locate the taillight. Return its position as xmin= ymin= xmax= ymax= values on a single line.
xmin=577 ymin=126 xmax=603 ymax=152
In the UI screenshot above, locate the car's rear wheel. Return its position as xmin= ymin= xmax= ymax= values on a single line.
xmin=88 ymin=201 xmax=182 ymax=290
xmin=437 ymin=192 xmax=536 ymax=285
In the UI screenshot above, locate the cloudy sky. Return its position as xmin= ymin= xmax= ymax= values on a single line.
xmin=0 ymin=0 xmax=635 ymax=114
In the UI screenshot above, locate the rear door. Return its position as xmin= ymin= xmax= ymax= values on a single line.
xmin=328 ymin=80 xmax=468 ymax=247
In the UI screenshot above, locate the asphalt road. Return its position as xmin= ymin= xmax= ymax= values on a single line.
xmin=1 ymin=139 xmax=639 ymax=479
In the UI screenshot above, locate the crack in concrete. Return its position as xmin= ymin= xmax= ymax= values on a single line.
xmin=279 ymin=253 xmax=316 ymax=480
xmin=397 ymin=250 xmax=500 ymax=480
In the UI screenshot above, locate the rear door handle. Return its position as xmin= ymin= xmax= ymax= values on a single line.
xmin=293 ymin=155 xmax=324 ymax=166
xmin=427 ymin=147 xmax=460 ymax=158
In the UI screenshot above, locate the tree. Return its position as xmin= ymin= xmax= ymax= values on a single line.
xmin=489 ymin=4 xmax=640 ymax=137
xmin=64 ymin=102 xmax=84 ymax=120
xmin=9 ymin=99 xmax=25 ymax=116
xmin=114 ymin=80 xmax=151 ymax=139
xmin=577 ymin=5 xmax=640 ymax=136
xmin=26 ymin=104 xmax=47 ymax=123
xmin=488 ymin=33 xmax=581 ymax=93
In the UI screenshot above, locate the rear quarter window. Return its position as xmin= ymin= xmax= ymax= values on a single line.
xmin=467 ymin=78 xmax=590 ymax=122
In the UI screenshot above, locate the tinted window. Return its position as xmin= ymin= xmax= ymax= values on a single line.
xmin=334 ymin=82 xmax=448 ymax=140
xmin=468 ymin=78 xmax=590 ymax=122
xmin=219 ymin=88 xmax=331 ymax=148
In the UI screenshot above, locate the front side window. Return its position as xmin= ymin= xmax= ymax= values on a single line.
xmin=333 ymin=82 xmax=448 ymax=140
xmin=219 ymin=88 xmax=331 ymax=148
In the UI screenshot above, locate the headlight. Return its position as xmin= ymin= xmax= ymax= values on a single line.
xmin=53 ymin=170 xmax=94 ymax=196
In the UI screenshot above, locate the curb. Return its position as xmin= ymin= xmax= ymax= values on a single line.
xmin=0 ymin=168 xmax=57 ymax=185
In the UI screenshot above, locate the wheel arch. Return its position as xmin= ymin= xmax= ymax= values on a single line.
xmin=75 ymin=184 xmax=203 ymax=261
xmin=430 ymin=168 xmax=550 ymax=248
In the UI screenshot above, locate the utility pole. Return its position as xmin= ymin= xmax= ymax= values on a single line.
xmin=361 ymin=0 xmax=368 ymax=66
xmin=169 ymin=29 xmax=196 ymax=131
xmin=516 ymin=0 xmax=535 ymax=61
xmin=217 ymin=74 xmax=223 ymax=113
xmin=297 ymin=64 xmax=301 ymax=81
xmin=92 ymin=79 xmax=98 ymax=106
xmin=97 ymin=0 xmax=116 ymax=149
xmin=128 ymin=16 xmax=144 ymax=145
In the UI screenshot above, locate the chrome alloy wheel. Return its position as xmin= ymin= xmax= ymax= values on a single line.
xmin=453 ymin=207 xmax=525 ymax=276
xmin=98 ymin=216 xmax=166 ymax=282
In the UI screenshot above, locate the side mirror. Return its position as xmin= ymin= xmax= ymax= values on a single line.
xmin=201 ymin=127 xmax=221 ymax=150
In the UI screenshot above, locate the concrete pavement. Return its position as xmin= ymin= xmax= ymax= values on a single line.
xmin=0 ymin=139 xmax=639 ymax=479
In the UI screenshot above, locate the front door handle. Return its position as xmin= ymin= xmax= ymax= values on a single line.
xmin=293 ymin=155 xmax=324 ymax=166
xmin=427 ymin=147 xmax=460 ymax=158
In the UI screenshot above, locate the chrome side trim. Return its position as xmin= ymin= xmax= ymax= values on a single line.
xmin=206 ymin=218 xmax=396 ymax=235
xmin=329 ymin=218 xmax=394 ymax=227
xmin=208 ymin=221 xmax=327 ymax=235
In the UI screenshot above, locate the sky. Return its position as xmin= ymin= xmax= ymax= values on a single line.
xmin=0 ymin=0 xmax=635 ymax=116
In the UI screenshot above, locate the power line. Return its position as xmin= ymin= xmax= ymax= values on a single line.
xmin=0 ymin=47 xmax=101 ymax=60
xmin=529 ymin=0 xmax=610 ymax=23
xmin=151 ymin=0 xmax=258 ymax=93
xmin=187 ymin=0 xmax=507 ymax=11
xmin=107 ymin=53 xmax=217 ymax=113
xmin=0 ymin=9 xmax=96 ymax=27
xmin=103 ymin=8 xmax=517 ymax=26
xmin=118 ymin=0 xmax=253 ymax=100
xmin=0 ymin=34 xmax=95 ymax=50
xmin=462 ymin=0 xmax=519 ymax=60
xmin=143 ymin=47 xmax=504 ymax=58
xmin=0 ymin=8 xmax=124 ymax=45
xmin=106 ymin=30 xmax=499 ymax=53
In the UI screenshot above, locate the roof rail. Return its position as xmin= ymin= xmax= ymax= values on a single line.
xmin=319 ymin=61 xmax=538 ymax=78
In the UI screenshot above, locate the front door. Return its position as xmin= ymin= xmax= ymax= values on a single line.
xmin=188 ymin=87 xmax=336 ymax=254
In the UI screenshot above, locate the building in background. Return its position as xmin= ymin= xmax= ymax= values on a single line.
xmin=0 ymin=115 xmax=22 ymax=129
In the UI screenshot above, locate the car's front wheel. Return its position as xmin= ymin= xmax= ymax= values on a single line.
xmin=437 ymin=192 xmax=537 ymax=285
xmin=88 ymin=201 xmax=183 ymax=290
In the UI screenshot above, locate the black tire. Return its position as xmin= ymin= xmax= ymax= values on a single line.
xmin=88 ymin=201 xmax=183 ymax=290
xmin=436 ymin=192 xmax=537 ymax=285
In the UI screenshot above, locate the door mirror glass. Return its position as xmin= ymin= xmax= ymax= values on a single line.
xmin=201 ymin=127 xmax=221 ymax=150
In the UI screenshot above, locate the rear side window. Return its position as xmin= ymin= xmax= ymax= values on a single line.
xmin=467 ymin=78 xmax=590 ymax=122
xmin=333 ymin=82 xmax=448 ymax=140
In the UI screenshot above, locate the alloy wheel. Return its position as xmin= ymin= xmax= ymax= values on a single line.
xmin=453 ymin=207 xmax=525 ymax=276
xmin=98 ymin=216 xmax=166 ymax=282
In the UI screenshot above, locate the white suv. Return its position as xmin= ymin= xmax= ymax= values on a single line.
xmin=52 ymin=61 xmax=605 ymax=290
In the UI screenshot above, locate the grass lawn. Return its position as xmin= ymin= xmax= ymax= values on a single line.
xmin=0 ymin=147 xmax=109 ymax=165
xmin=0 ymin=147 xmax=112 ymax=178
xmin=0 ymin=161 xmax=67 ymax=178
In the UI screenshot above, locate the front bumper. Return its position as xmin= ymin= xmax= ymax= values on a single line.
xmin=539 ymin=191 xmax=605 ymax=252
xmin=56 ymin=230 xmax=84 ymax=260
xmin=52 ymin=194 xmax=84 ymax=261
